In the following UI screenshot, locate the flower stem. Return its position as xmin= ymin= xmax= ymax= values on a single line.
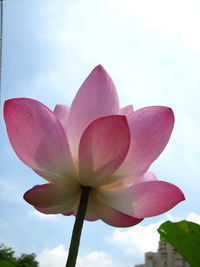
xmin=65 ymin=186 xmax=91 ymax=267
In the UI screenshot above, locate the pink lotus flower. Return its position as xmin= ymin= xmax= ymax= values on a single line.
xmin=4 ymin=65 xmax=184 ymax=227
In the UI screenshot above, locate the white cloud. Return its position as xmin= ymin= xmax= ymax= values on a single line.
xmin=38 ymin=0 xmax=200 ymax=55
xmin=112 ymin=0 xmax=200 ymax=50
xmin=166 ymin=213 xmax=200 ymax=224
xmin=110 ymin=213 xmax=200 ymax=257
xmin=37 ymin=245 xmax=67 ymax=267
xmin=77 ymin=251 xmax=124 ymax=267
xmin=37 ymin=245 xmax=125 ymax=267
xmin=110 ymin=221 xmax=162 ymax=255
xmin=186 ymin=212 xmax=200 ymax=224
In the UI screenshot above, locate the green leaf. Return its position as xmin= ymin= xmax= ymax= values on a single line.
xmin=0 ymin=260 xmax=15 ymax=267
xmin=158 ymin=220 xmax=200 ymax=267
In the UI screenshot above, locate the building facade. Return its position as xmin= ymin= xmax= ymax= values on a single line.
xmin=134 ymin=241 xmax=190 ymax=267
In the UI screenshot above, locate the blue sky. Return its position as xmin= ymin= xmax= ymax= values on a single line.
xmin=0 ymin=0 xmax=200 ymax=266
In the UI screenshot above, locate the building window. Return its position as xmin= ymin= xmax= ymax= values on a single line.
xmin=174 ymin=257 xmax=182 ymax=261
xmin=161 ymin=252 xmax=167 ymax=256
xmin=160 ymin=242 xmax=167 ymax=248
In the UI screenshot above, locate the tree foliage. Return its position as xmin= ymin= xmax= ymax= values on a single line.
xmin=0 ymin=244 xmax=39 ymax=267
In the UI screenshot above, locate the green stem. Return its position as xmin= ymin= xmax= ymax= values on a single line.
xmin=65 ymin=186 xmax=91 ymax=267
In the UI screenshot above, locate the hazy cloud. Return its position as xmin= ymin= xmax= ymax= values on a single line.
xmin=37 ymin=245 xmax=125 ymax=267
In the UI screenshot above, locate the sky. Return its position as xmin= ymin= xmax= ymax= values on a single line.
xmin=0 ymin=0 xmax=200 ymax=266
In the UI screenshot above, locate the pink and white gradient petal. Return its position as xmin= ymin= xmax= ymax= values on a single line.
xmin=103 ymin=171 xmax=157 ymax=191
xmin=4 ymin=98 xmax=75 ymax=182
xmin=35 ymin=204 xmax=76 ymax=215
xmin=78 ymin=115 xmax=130 ymax=187
xmin=67 ymin=65 xmax=120 ymax=159
xmin=24 ymin=183 xmax=80 ymax=208
xmin=89 ymin=192 xmax=143 ymax=227
xmin=98 ymin=180 xmax=185 ymax=218
xmin=63 ymin=209 xmax=99 ymax=222
xmin=133 ymin=171 xmax=157 ymax=184
xmin=120 ymin=105 xmax=134 ymax=115
xmin=53 ymin=104 xmax=69 ymax=134
xmin=115 ymin=106 xmax=174 ymax=180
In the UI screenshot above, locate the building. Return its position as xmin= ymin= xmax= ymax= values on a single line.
xmin=134 ymin=241 xmax=190 ymax=267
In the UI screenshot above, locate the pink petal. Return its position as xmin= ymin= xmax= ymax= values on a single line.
xmin=89 ymin=192 xmax=143 ymax=227
xmin=24 ymin=182 xmax=80 ymax=208
xmin=53 ymin=104 xmax=69 ymax=134
xmin=67 ymin=65 xmax=119 ymax=159
xmin=38 ymin=203 xmax=99 ymax=221
xmin=98 ymin=180 xmax=185 ymax=218
xmin=103 ymin=171 xmax=157 ymax=190
xmin=120 ymin=105 xmax=134 ymax=115
xmin=63 ymin=209 xmax=99 ymax=222
xmin=78 ymin=115 xmax=130 ymax=187
xmin=115 ymin=106 xmax=174 ymax=179
xmin=4 ymin=98 xmax=75 ymax=182
xmin=36 ymin=205 xmax=75 ymax=215
xmin=62 ymin=211 xmax=73 ymax=216
xmin=133 ymin=171 xmax=157 ymax=184
xmin=84 ymin=215 xmax=99 ymax=222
